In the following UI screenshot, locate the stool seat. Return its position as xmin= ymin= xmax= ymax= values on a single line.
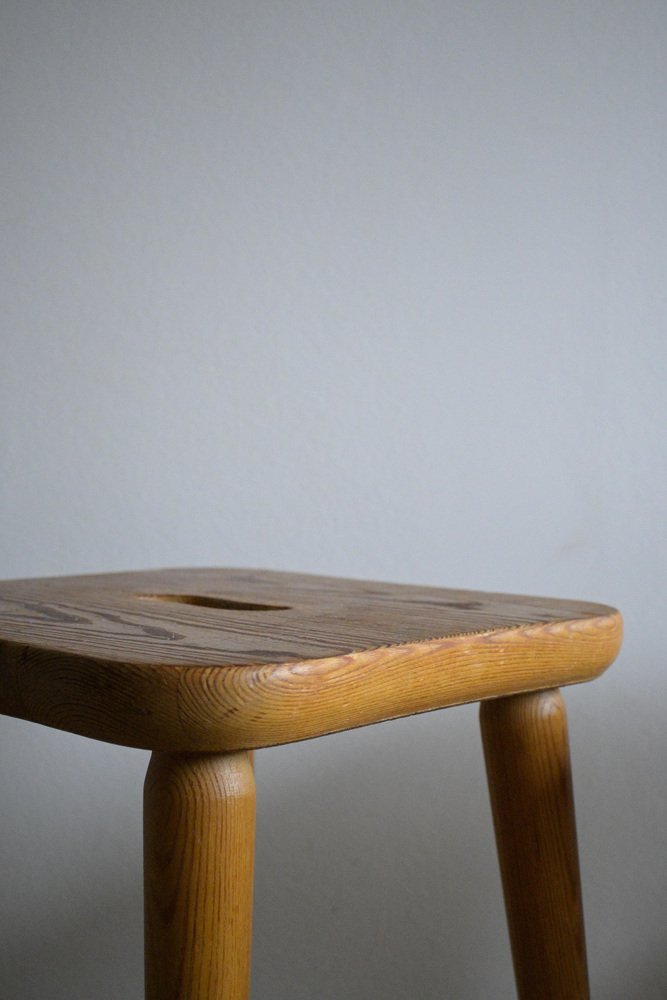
xmin=0 ymin=567 xmax=621 ymax=752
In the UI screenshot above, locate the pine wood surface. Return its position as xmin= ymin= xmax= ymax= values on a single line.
xmin=481 ymin=690 xmax=589 ymax=999
xmin=0 ymin=568 xmax=621 ymax=751
xmin=144 ymin=750 xmax=255 ymax=1000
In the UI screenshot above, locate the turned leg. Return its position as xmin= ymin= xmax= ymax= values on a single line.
xmin=480 ymin=689 xmax=589 ymax=1000
xmin=144 ymin=751 xmax=256 ymax=1000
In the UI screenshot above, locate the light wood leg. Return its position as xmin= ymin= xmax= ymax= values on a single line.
xmin=144 ymin=751 xmax=255 ymax=1000
xmin=480 ymin=689 xmax=589 ymax=1000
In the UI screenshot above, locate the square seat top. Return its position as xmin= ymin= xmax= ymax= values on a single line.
xmin=0 ymin=568 xmax=621 ymax=752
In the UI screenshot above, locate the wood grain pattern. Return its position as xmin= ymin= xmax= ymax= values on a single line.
xmin=0 ymin=568 xmax=622 ymax=751
xmin=144 ymin=751 xmax=255 ymax=1000
xmin=480 ymin=690 xmax=589 ymax=1000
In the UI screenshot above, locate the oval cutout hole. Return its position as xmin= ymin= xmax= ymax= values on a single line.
xmin=137 ymin=594 xmax=291 ymax=612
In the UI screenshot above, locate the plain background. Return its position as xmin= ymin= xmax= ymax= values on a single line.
xmin=1 ymin=2 xmax=666 ymax=997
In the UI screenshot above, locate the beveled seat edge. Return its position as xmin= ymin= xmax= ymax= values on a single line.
xmin=0 ymin=610 xmax=622 ymax=752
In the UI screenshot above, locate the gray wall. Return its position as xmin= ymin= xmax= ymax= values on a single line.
xmin=2 ymin=2 xmax=665 ymax=997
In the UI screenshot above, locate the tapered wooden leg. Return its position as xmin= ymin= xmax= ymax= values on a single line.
xmin=144 ymin=751 xmax=255 ymax=1000
xmin=480 ymin=689 xmax=589 ymax=1000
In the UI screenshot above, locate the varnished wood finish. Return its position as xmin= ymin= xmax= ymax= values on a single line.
xmin=480 ymin=690 xmax=589 ymax=1000
xmin=0 ymin=568 xmax=621 ymax=750
xmin=0 ymin=570 xmax=619 ymax=998
xmin=144 ymin=751 xmax=255 ymax=1000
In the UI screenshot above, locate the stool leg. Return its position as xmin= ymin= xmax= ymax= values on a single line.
xmin=144 ymin=751 xmax=255 ymax=1000
xmin=480 ymin=689 xmax=589 ymax=1000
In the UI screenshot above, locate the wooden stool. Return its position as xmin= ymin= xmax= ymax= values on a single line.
xmin=0 ymin=568 xmax=622 ymax=1000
